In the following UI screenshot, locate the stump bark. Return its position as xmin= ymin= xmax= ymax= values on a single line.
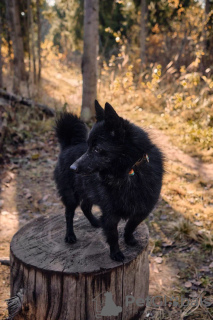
xmin=10 ymin=212 xmax=149 ymax=320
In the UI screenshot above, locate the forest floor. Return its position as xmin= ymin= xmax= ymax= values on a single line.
xmin=0 ymin=63 xmax=213 ymax=319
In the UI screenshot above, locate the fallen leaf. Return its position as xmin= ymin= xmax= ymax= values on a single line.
xmin=162 ymin=241 xmax=174 ymax=247
xmin=184 ymin=281 xmax=192 ymax=288
xmin=31 ymin=153 xmax=40 ymax=160
xmin=8 ymin=172 xmax=15 ymax=179
xmin=191 ymin=280 xmax=202 ymax=286
xmin=200 ymin=266 xmax=210 ymax=272
xmin=209 ymin=262 xmax=213 ymax=268
xmin=194 ymin=221 xmax=203 ymax=227
xmin=168 ymin=210 xmax=175 ymax=215
xmin=42 ymin=194 xmax=49 ymax=202
xmin=155 ymin=257 xmax=163 ymax=264
xmin=189 ymin=292 xmax=198 ymax=298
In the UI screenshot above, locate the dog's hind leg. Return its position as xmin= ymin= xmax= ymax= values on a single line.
xmin=81 ymin=199 xmax=101 ymax=228
xmin=101 ymin=214 xmax=124 ymax=262
xmin=124 ymin=215 xmax=144 ymax=246
xmin=65 ymin=203 xmax=78 ymax=243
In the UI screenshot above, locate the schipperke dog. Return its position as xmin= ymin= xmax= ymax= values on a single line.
xmin=54 ymin=101 xmax=164 ymax=261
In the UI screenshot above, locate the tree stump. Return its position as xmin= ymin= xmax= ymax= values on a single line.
xmin=9 ymin=211 xmax=149 ymax=320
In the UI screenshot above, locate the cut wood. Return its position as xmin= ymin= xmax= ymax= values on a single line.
xmin=9 ymin=212 xmax=149 ymax=320
xmin=0 ymin=89 xmax=55 ymax=116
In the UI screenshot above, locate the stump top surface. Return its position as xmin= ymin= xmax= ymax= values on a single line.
xmin=11 ymin=211 xmax=149 ymax=274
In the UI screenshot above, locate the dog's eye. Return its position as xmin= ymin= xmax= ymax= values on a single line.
xmin=94 ymin=146 xmax=102 ymax=153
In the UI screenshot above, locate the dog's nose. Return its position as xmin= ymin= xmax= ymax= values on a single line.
xmin=70 ymin=163 xmax=78 ymax=172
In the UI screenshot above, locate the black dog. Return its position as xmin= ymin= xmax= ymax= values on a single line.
xmin=54 ymin=101 xmax=164 ymax=261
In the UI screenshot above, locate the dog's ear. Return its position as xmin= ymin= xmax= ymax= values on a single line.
xmin=104 ymin=102 xmax=120 ymax=127
xmin=95 ymin=100 xmax=105 ymax=122
xmin=105 ymin=102 xmax=124 ymax=139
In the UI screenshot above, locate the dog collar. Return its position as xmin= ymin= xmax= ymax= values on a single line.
xmin=129 ymin=154 xmax=149 ymax=176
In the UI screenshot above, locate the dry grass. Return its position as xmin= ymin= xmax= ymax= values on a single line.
xmin=170 ymin=218 xmax=198 ymax=241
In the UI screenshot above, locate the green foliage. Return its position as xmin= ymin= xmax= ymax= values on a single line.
xmin=0 ymin=0 xmax=8 ymax=40
xmin=44 ymin=0 xmax=134 ymax=58
xmin=43 ymin=0 xmax=83 ymax=52
xmin=99 ymin=0 xmax=133 ymax=58
xmin=148 ymin=0 xmax=191 ymax=32
xmin=133 ymin=0 xmax=192 ymax=32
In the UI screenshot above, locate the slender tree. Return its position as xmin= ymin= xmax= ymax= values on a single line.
xmin=0 ymin=13 xmax=3 ymax=88
xmin=36 ymin=0 xmax=41 ymax=82
xmin=205 ymin=0 xmax=210 ymax=52
xmin=28 ymin=0 xmax=37 ymax=84
xmin=205 ymin=0 xmax=210 ymax=16
xmin=6 ymin=0 xmax=26 ymax=93
xmin=140 ymin=0 xmax=147 ymax=69
xmin=5 ymin=11 xmax=12 ymax=70
xmin=26 ymin=0 xmax=31 ymax=96
xmin=81 ymin=0 xmax=99 ymax=122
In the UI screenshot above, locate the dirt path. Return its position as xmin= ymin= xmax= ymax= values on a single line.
xmin=151 ymin=128 xmax=213 ymax=183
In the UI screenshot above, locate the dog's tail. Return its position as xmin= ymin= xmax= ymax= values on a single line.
xmin=55 ymin=113 xmax=88 ymax=149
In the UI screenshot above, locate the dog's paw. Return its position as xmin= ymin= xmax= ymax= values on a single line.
xmin=125 ymin=235 xmax=138 ymax=246
xmin=90 ymin=217 xmax=101 ymax=228
xmin=65 ymin=233 xmax=77 ymax=244
xmin=110 ymin=250 xmax=125 ymax=262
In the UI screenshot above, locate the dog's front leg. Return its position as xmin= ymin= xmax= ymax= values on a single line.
xmin=101 ymin=214 xmax=124 ymax=262
xmin=65 ymin=206 xmax=77 ymax=243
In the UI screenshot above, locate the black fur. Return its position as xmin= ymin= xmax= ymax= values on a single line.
xmin=55 ymin=113 xmax=88 ymax=149
xmin=54 ymin=102 xmax=164 ymax=261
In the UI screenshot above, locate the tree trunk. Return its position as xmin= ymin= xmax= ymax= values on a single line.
xmin=140 ymin=0 xmax=147 ymax=69
xmin=81 ymin=0 xmax=99 ymax=122
xmin=205 ymin=0 xmax=210 ymax=16
xmin=205 ymin=0 xmax=210 ymax=53
xmin=36 ymin=0 xmax=41 ymax=82
xmin=26 ymin=0 xmax=31 ymax=97
xmin=5 ymin=5 xmax=12 ymax=71
xmin=6 ymin=0 xmax=26 ymax=93
xmin=29 ymin=0 xmax=37 ymax=85
xmin=0 ymin=14 xmax=3 ymax=88
xmin=200 ymin=0 xmax=210 ymax=71
xmin=8 ymin=212 xmax=149 ymax=320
